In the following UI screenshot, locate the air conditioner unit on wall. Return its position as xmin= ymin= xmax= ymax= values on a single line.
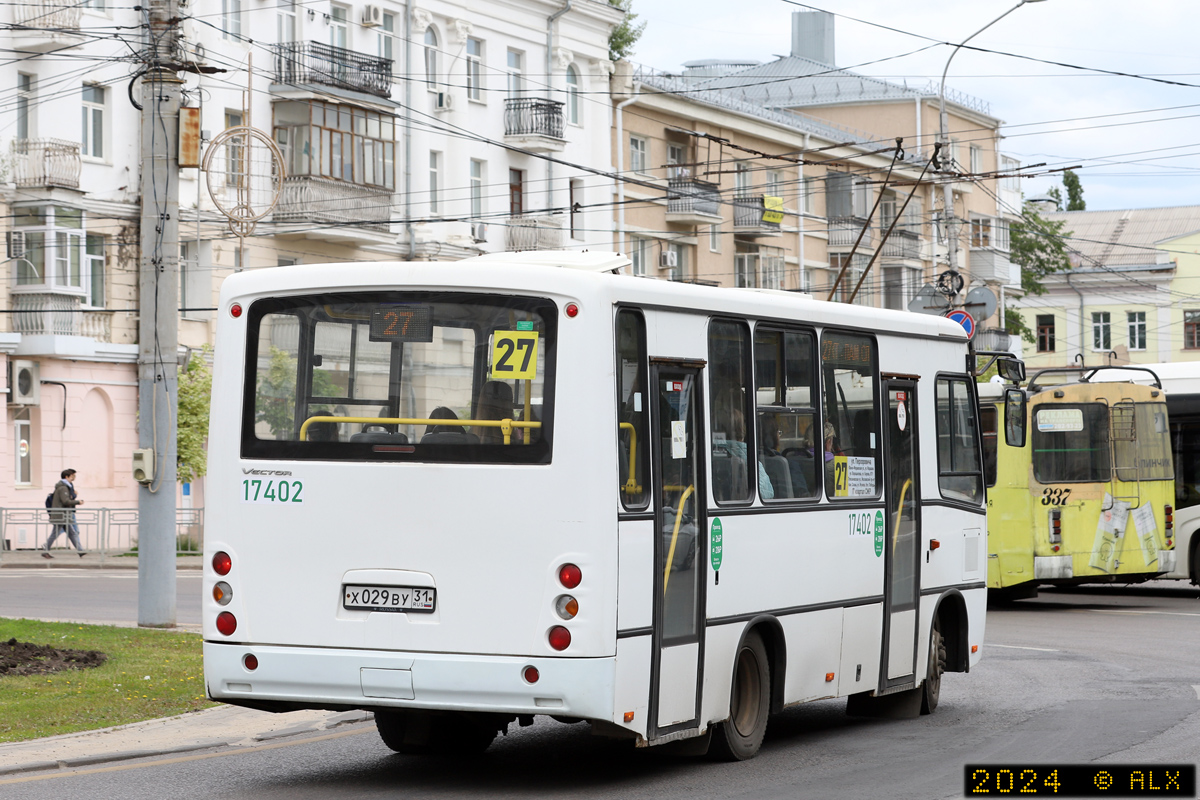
xmin=361 ymin=4 xmax=382 ymax=26
xmin=10 ymin=360 xmax=39 ymax=406
xmin=435 ymin=92 xmax=452 ymax=111
xmin=6 ymin=231 xmax=24 ymax=259
xmin=470 ymin=222 xmax=488 ymax=242
xmin=660 ymin=250 xmax=678 ymax=268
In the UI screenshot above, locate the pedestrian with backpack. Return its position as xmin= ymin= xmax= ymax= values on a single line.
xmin=43 ymin=468 xmax=85 ymax=559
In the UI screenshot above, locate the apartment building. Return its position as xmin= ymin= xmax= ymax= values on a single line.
xmin=0 ymin=0 xmax=620 ymax=522
xmin=618 ymin=10 xmax=1021 ymax=329
xmin=1011 ymin=206 xmax=1200 ymax=368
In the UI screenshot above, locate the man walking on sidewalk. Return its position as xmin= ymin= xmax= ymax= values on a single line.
xmin=43 ymin=468 xmax=85 ymax=559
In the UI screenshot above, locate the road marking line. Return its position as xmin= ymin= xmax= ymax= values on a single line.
xmin=0 ymin=726 xmax=373 ymax=785
xmin=1084 ymin=609 xmax=1200 ymax=618
xmin=988 ymin=644 xmax=1060 ymax=652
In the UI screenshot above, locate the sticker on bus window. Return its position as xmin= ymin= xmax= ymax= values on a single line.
xmin=491 ymin=331 xmax=539 ymax=380
xmin=1037 ymin=408 xmax=1084 ymax=432
xmin=671 ymin=421 xmax=687 ymax=459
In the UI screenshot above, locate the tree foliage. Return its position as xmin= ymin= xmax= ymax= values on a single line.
xmin=254 ymin=347 xmax=339 ymax=439
xmin=177 ymin=347 xmax=212 ymax=484
xmin=1045 ymin=186 xmax=1062 ymax=211
xmin=1062 ymin=169 xmax=1085 ymax=211
xmin=1004 ymin=206 xmax=1074 ymax=343
xmin=608 ymin=0 xmax=646 ymax=61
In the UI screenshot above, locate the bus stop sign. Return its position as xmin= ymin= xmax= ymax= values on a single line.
xmin=946 ymin=309 xmax=975 ymax=338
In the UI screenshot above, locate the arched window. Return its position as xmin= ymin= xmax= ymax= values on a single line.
xmin=424 ymin=27 xmax=438 ymax=87
xmin=565 ymin=65 xmax=580 ymax=125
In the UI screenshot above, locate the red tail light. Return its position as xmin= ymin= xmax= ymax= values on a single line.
xmin=1049 ymin=510 xmax=1062 ymax=544
xmin=523 ymin=666 xmax=539 ymax=683
xmin=548 ymin=626 xmax=571 ymax=651
xmin=1165 ymin=505 xmax=1174 ymax=532
xmin=216 ymin=611 xmax=237 ymax=636
xmin=243 ymin=654 xmax=258 ymax=671
xmin=558 ymin=563 xmax=582 ymax=589
xmin=212 ymin=551 xmax=232 ymax=576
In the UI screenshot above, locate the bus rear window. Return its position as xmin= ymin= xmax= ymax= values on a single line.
xmin=1113 ymin=402 xmax=1172 ymax=482
xmin=1032 ymin=403 xmax=1109 ymax=484
xmin=241 ymin=292 xmax=556 ymax=463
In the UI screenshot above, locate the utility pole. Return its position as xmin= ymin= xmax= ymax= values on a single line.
xmin=137 ymin=0 xmax=183 ymax=627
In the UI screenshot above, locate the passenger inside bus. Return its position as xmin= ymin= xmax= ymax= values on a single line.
xmin=421 ymin=407 xmax=479 ymax=445
xmin=714 ymin=409 xmax=773 ymax=500
xmin=758 ymin=414 xmax=809 ymax=498
xmin=474 ymin=381 xmax=515 ymax=444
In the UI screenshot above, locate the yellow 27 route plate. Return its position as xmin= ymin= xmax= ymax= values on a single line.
xmin=491 ymin=331 xmax=539 ymax=380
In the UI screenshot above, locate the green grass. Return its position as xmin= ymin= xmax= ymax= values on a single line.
xmin=0 ymin=618 xmax=216 ymax=743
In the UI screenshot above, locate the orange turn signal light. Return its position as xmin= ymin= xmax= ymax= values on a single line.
xmin=929 ymin=539 xmax=940 ymax=551
xmin=825 ymin=672 xmax=835 ymax=682
xmin=624 ymin=711 xmax=635 ymax=723
xmin=971 ymin=645 xmax=979 ymax=653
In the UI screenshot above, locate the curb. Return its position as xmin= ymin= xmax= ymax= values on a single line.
xmin=0 ymin=710 xmax=374 ymax=776
xmin=0 ymin=559 xmax=203 ymax=571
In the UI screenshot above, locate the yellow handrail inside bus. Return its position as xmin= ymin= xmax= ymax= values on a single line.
xmin=618 ymin=422 xmax=642 ymax=495
xmin=893 ymin=478 xmax=912 ymax=550
xmin=663 ymin=484 xmax=695 ymax=593
xmin=299 ymin=416 xmax=541 ymax=446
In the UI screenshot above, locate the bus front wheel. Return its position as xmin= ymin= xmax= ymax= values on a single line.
xmin=709 ymin=630 xmax=770 ymax=761
xmin=920 ymin=618 xmax=946 ymax=715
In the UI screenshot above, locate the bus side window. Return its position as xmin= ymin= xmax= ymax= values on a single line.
xmin=616 ymin=310 xmax=649 ymax=509
xmin=710 ymin=319 xmax=754 ymax=504
xmin=754 ymin=325 xmax=818 ymax=500
xmin=820 ymin=332 xmax=880 ymax=499
xmin=935 ymin=377 xmax=984 ymax=505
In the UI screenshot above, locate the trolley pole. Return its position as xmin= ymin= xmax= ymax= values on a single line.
xmin=137 ymin=0 xmax=183 ymax=627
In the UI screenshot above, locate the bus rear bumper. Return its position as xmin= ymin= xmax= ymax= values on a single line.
xmin=204 ymin=642 xmax=615 ymax=719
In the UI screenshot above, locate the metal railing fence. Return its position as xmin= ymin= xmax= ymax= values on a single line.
xmin=0 ymin=507 xmax=204 ymax=565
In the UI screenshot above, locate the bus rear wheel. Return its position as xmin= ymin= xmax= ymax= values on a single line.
xmin=375 ymin=710 xmax=497 ymax=755
xmin=709 ymin=630 xmax=770 ymax=761
xmin=920 ymin=619 xmax=946 ymax=715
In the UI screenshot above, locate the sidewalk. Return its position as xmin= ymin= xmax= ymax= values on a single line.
xmin=0 ymin=705 xmax=375 ymax=776
xmin=0 ymin=550 xmax=203 ymax=570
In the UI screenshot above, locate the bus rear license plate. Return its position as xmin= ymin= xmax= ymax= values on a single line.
xmin=342 ymin=585 xmax=436 ymax=613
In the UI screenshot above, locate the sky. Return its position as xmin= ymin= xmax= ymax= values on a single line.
xmin=626 ymin=0 xmax=1200 ymax=212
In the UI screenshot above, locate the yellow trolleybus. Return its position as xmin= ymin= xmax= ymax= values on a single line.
xmin=979 ymin=366 xmax=1176 ymax=594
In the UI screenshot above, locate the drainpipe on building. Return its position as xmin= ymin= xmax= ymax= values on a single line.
xmin=404 ymin=0 xmax=414 ymax=259
xmin=545 ymin=1 xmax=572 ymax=215
xmin=1066 ymin=271 xmax=1084 ymax=364
xmin=615 ymin=94 xmax=638 ymax=258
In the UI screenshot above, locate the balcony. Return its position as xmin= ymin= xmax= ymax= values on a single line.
xmin=828 ymin=216 xmax=872 ymax=248
xmin=12 ymin=139 xmax=81 ymax=190
xmin=272 ymin=42 xmax=392 ymax=100
xmin=969 ymin=248 xmax=1017 ymax=285
xmin=503 ymin=98 xmax=565 ymax=152
xmin=12 ymin=293 xmax=112 ymax=341
xmin=505 ymin=215 xmax=563 ymax=252
xmin=880 ymin=229 xmax=921 ymax=260
xmin=14 ymin=0 xmax=83 ymax=50
xmin=666 ymin=178 xmax=722 ymax=225
xmin=733 ymin=195 xmax=781 ymax=237
xmin=275 ymin=176 xmax=393 ymax=233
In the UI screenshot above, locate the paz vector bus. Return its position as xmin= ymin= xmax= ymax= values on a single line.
xmin=203 ymin=251 xmax=1002 ymax=759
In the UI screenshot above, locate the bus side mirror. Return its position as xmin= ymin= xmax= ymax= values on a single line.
xmin=1004 ymin=389 xmax=1027 ymax=448
xmin=998 ymin=357 xmax=1025 ymax=383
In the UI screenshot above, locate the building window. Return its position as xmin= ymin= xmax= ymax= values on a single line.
xmin=802 ymin=176 xmax=816 ymax=215
xmin=12 ymin=205 xmax=88 ymax=289
xmin=569 ymin=179 xmax=582 ymax=239
xmin=224 ymin=110 xmax=243 ymax=187
xmin=765 ymin=169 xmax=783 ymax=198
xmin=970 ymin=145 xmax=983 ymax=175
xmin=466 ymin=38 xmax=483 ymax=101
xmin=1128 ymin=311 xmax=1147 ymax=351
xmin=506 ymin=49 xmax=523 ymax=97
xmin=1186 ymin=310 xmax=1200 ymax=349
xmin=735 ymin=162 xmax=752 ymax=193
xmin=735 ymin=242 xmax=784 ymax=291
xmin=664 ymin=242 xmax=685 ymax=281
xmin=1000 ymin=155 xmax=1020 ymax=192
xmin=17 ymin=74 xmax=33 ymax=140
xmin=882 ymin=265 xmax=919 ymax=311
xmin=85 ymin=234 xmax=104 ymax=307
xmin=376 ymin=12 xmax=395 ymax=61
xmin=1037 ymin=314 xmax=1056 ymax=352
xmin=84 ymin=0 xmax=105 ymax=9
xmin=1092 ymin=311 xmax=1111 ymax=351
xmin=15 ymin=419 xmax=31 ymax=485
xmin=81 ymin=85 xmax=104 ymax=158
xmin=666 ymin=143 xmax=685 ymax=178
xmin=629 ymin=135 xmax=646 ymax=174
xmin=470 ymin=159 xmax=484 ymax=218
xmin=829 ymin=252 xmax=870 ymax=305
xmin=971 ymin=216 xmax=1009 ymax=250
xmin=273 ymin=101 xmax=396 ymax=190
xmin=428 ymin=151 xmax=441 ymax=214
xmin=565 ymin=65 xmax=580 ymax=125
xmin=424 ymin=27 xmax=439 ymax=88
xmin=277 ymin=0 xmax=295 ymax=43
xmin=509 ymin=168 xmax=524 ymax=216
xmin=629 ymin=237 xmax=647 ymax=276
xmin=329 ymin=4 xmax=347 ymax=48
xmin=222 ymin=0 xmax=241 ymax=40
xmin=709 ymin=224 xmax=721 ymax=253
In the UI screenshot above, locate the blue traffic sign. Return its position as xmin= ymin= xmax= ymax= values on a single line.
xmin=946 ymin=309 xmax=976 ymax=338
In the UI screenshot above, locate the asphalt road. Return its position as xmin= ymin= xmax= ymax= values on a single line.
xmin=3 ymin=580 xmax=1200 ymax=799
xmin=0 ymin=569 xmax=203 ymax=627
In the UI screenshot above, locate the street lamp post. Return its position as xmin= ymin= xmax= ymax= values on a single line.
xmin=938 ymin=0 xmax=1047 ymax=294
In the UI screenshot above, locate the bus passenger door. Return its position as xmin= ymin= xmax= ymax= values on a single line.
xmin=881 ymin=380 xmax=921 ymax=688
xmin=648 ymin=363 xmax=706 ymax=738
